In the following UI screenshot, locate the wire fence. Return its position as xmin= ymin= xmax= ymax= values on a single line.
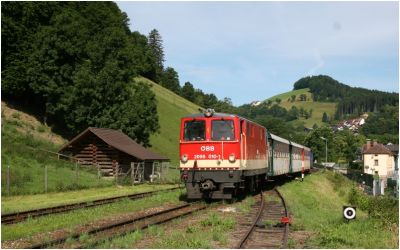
xmin=2 ymin=146 xmax=178 ymax=196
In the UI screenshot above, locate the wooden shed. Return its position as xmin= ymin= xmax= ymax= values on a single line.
xmin=59 ymin=127 xmax=169 ymax=179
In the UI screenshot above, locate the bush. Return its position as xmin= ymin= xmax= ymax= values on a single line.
xmin=348 ymin=187 xmax=399 ymax=225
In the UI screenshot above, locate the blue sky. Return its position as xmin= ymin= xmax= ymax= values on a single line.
xmin=117 ymin=1 xmax=399 ymax=106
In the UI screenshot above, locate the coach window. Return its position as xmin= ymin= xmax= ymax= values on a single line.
xmin=212 ymin=120 xmax=235 ymax=141
xmin=184 ymin=120 xmax=205 ymax=141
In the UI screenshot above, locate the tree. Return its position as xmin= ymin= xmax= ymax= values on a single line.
xmin=275 ymin=98 xmax=281 ymax=104
xmin=361 ymin=105 xmax=399 ymax=136
xmin=255 ymin=116 xmax=293 ymax=139
xmin=294 ymin=75 xmax=398 ymax=119
xmin=322 ymin=112 xmax=329 ymax=123
xmin=299 ymin=94 xmax=307 ymax=101
xmin=2 ymin=2 xmax=160 ymax=144
xmin=333 ymin=130 xmax=365 ymax=163
xmin=148 ymin=29 xmax=164 ymax=81
xmin=290 ymin=95 xmax=296 ymax=102
xmin=160 ymin=67 xmax=181 ymax=94
xmin=129 ymin=31 xmax=158 ymax=80
xmin=304 ymin=110 xmax=310 ymax=119
xmin=309 ymin=109 xmax=313 ymax=118
xmin=110 ymin=80 xmax=160 ymax=146
xmin=304 ymin=126 xmax=334 ymax=162
xmin=288 ymin=106 xmax=299 ymax=120
xmin=181 ymin=82 xmax=195 ymax=102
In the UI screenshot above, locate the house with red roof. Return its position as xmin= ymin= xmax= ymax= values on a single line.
xmin=362 ymin=140 xmax=395 ymax=178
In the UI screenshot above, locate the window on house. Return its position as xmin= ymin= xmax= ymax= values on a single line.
xmin=374 ymin=159 xmax=378 ymax=166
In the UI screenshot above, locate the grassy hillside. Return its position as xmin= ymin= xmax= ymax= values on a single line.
xmin=136 ymin=77 xmax=201 ymax=166
xmin=267 ymin=88 xmax=337 ymax=127
xmin=1 ymin=102 xmax=113 ymax=195
xmin=280 ymin=170 xmax=398 ymax=248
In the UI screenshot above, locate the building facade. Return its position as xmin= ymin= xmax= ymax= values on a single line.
xmin=363 ymin=141 xmax=395 ymax=177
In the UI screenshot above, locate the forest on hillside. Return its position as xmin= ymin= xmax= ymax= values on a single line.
xmin=293 ymin=75 xmax=398 ymax=119
xmin=2 ymin=1 xmax=235 ymax=145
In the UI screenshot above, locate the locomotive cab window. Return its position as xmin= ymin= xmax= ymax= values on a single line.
xmin=212 ymin=120 xmax=235 ymax=141
xmin=184 ymin=120 xmax=205 ymax=141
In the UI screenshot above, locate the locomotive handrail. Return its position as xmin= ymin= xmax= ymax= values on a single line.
xmin=240 ymin=133 xmax=243 ymax=167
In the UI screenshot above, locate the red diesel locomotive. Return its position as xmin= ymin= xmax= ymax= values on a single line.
xmin=179 ymin=109 xmax=312 ymax=199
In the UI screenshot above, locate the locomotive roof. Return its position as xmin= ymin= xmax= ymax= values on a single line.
xmin=183 ymin=112 xmax=238 ymax=119
xmin=183 ymin=112 xmax=265 ymax=128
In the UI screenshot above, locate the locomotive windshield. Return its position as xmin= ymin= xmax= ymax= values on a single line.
xmin=212 ymin=120 xmax=234 ymax=141
xmin=184 ymin=120 xmax=205 ymax=141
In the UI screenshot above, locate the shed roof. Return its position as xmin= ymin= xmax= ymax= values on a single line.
xmin=363 ymin=143 xmax=393 ymax=156
xmin=59 ymin=127 xmax=169 ymax=161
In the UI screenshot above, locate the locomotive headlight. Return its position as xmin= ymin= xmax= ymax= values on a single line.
xmin=229 ymin=153 xmax=236 ymax=163
xmin=181 ymin=154 xmax=188 ymax=163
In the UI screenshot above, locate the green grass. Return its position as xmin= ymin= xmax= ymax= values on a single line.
xmin=1 ymin=184 xmax=179 ymax=213
xmin=267 ymin=88 xmax=312 ymax=102
xmin=279 ymin=170 xmax=398 ymax=248
xmin=136 ymin=77 xmax=201 ymax=166
xmin=101 ymin=194 xmax=256 ymax=249
xmin=1 ymin=113 xmax=113 ymax=196
xmin=102 ymin=211 xmax=236 ymax=249
xmin=1 ymin=189 xmax=185 ymax=242
xmin=266 ymin=88 xmax=337 ymax=127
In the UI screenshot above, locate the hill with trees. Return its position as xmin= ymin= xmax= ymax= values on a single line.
xmin=293 ymin=75 xmax=398 ymax=119
xmin=2 ymin=2 xmax=161 ymax=146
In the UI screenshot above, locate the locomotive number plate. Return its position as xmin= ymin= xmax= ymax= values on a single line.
xmin=194 ymin=154 xmax=221 ymax=160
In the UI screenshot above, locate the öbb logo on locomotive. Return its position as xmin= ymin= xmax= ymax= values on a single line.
xmin=179 ymin=109 xmax=313 ymax=199
xmin=200 ymin=146 xmax=215 ymax=151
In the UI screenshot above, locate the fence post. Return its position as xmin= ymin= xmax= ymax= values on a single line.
xmin=115 ymin=163 xmax=119 ymax=185
xmin=131 ymin=163 xmax=134 ymax=186
xmin=151 ymin=162 xmax=155 ymax=183
xmin=97 ymin=164 xmax=101 ymax=185
xmin=75 ymin=162 xmax=79 ymax=184
xmin=7 ymin=165 xmax=10 ymax=196
xmin=44 ymin=165 xmax=48 ymax=193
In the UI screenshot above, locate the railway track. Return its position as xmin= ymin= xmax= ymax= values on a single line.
xmin=1 ymin=187 xmax=180 ymax=225
xmin=237 ymin=188 xmax=289 ymax=249
xmin=21 ymin=202 xmax=207 ymax=249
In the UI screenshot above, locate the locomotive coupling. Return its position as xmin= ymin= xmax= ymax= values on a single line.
xmin=200 ymin=180 xmax=216 ymax=191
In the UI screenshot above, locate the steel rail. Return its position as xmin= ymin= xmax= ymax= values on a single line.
xmin=237 ymin=188 xmax=289 ymax=249
xmin=237 ymin=191 xmax=265 ymax=249
xmin=25 ymin=202 xmax=206 ymax=249
xmin=2 ymin=187 xmax=180 ymax=224
xmin=274 ymin=187 xmax=289 ymax=248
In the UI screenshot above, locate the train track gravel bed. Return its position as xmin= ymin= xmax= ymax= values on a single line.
xmin=236 ymin=188 xmax=289 ymax=249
